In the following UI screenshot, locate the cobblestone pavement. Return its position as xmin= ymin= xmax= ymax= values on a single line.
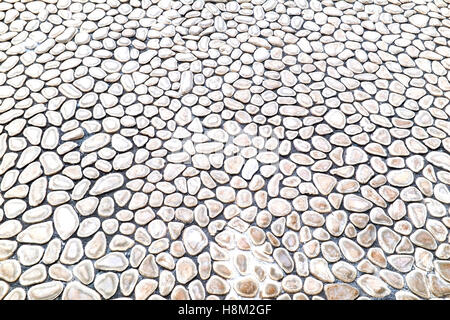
xmin=0 ymin=0 xmax=449 ymax=300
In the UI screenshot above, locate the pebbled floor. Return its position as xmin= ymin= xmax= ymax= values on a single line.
xmin=0 ymin=0 xmax=449 ymax=300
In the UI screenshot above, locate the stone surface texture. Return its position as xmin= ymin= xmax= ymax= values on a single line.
xmin=0 ymin=0 xmax=448 ymax=300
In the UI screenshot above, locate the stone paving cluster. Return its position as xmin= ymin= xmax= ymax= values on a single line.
xmin=0 ymin=0 xmax=449 ymax=300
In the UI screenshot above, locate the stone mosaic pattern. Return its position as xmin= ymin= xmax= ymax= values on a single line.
xmin=0 ymin=0 xmax=449 ymax=300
